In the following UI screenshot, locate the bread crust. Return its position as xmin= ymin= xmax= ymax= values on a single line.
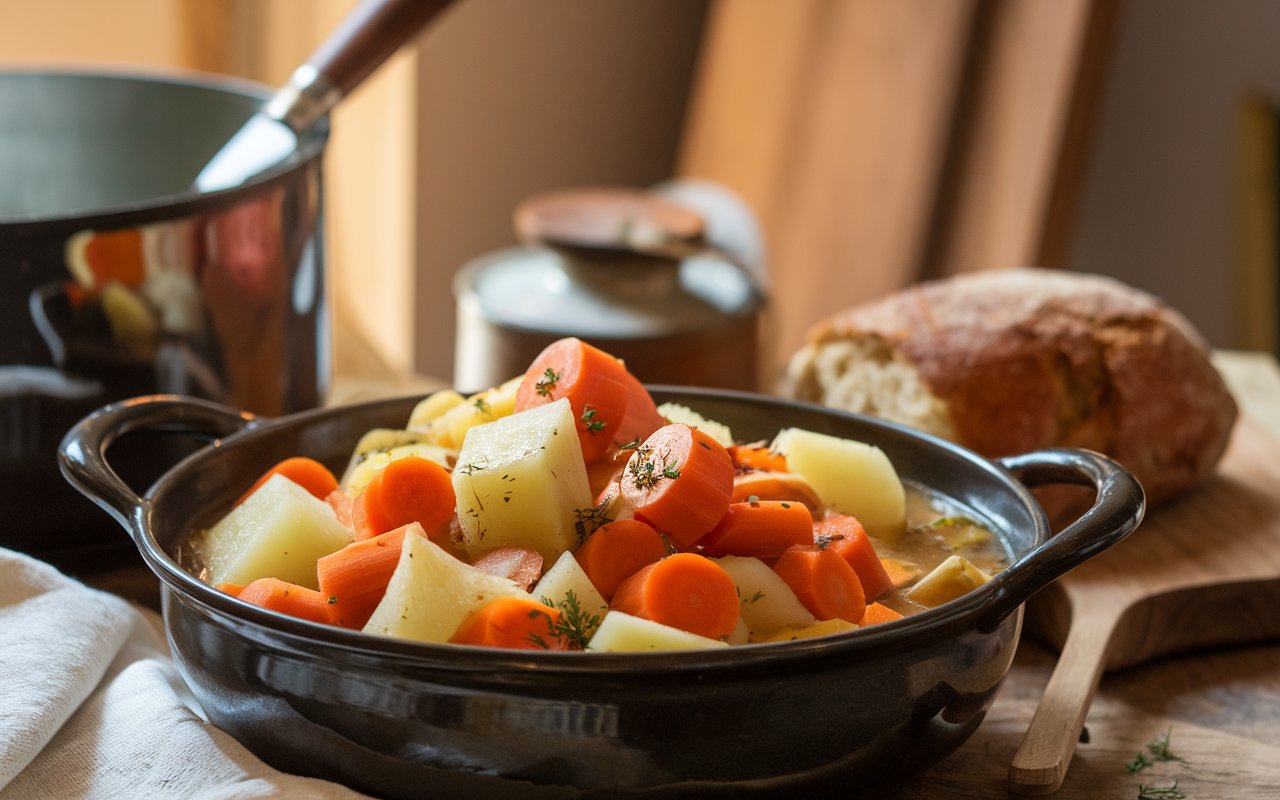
xmin=789 ymin=268 xmax=1237 ymax=508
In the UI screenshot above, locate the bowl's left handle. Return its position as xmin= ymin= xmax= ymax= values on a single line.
xmin=59 ymin=395 xmax=258 ymax=537
xmin=976 ymin=447 xmax=1145 ymax=633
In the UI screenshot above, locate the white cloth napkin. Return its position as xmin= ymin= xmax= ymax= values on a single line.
xmin=0 ymin=547 xmax=372 ymax=800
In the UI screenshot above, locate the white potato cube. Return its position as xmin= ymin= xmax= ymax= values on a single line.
xmin=428 ymin=376 xmax=523 ymax=449
xmin=406 ymin=389 xmax=466 ymax=432
xmin=713 ymin=556 xmax=817 ymax=639
xmin=197 ymin=473 xmax=350 ymax=589
xmin=586 ymin=611 xmax=730 ymax=652
xmin=532 ymin=551 xmax=609 ymax=620
xmin=904 ymin=554 xmax=991 ymax=608
xmin=452 ymin=398 xmax=592 ymax=563
xmin=771 ymin=427 xmax=906 ymax=544
xmin=362 ymin=526 xmax=528 ymax=643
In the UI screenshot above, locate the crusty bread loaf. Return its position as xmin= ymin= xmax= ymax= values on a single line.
xmin=785 ymin=267 xmax=1238 ymax=510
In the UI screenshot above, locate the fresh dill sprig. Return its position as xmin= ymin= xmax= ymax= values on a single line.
xmin=535 ymin=368 xmax=562 ymax=397
xmin=1126 ymin=728 xmax=1188 ymax=773
xmin=1136 ymin=781 xmax=1185 ymax=800
xmin=539 ymin=590 xmax=602 ymax=649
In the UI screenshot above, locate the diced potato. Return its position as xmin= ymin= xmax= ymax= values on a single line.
xmin=757 ymin=618 xmax=859 ymax=643
xmin=587 ymin=611 xmax=731 ymax=652
xmin=196 ymin=473 xmax=350 ymax=590
xmin=429 ymin=376 xmax=523 ymax=449
xmin=406 ymin=389 xmax=466 ymax=432
xmin=903 ymin=554 xmax=991 ymax=608
xmin=452 ymin=398 xmax=592 ymax=563
xmin=532 ymin=551 xmax=609 ymax=621
xmin=770 ymin=427 xmax=906 ymax=544
xmin=713 ymin=555 xmax=816 ymax=639
xmin=725 ymin=616 xmax=751 ymax=646
xmin=655 ymin=403 xmax=734 ymax=447
xmin=908 ymin=555 xmax=989 ymax=606
xmin=362 ymin=526 xmax=528 ymax=643
xmin=342 ymin=441 xmax=456 ymax=497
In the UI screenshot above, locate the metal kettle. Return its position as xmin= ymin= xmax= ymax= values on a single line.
xmin=453 ymin=185 xmax=765 ymax=392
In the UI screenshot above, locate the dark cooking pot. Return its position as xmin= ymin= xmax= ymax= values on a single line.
xmin=1 ymin=69 xmax=328 ymax=569
xmin=59 ymin=388 xmax=1143 ymax=798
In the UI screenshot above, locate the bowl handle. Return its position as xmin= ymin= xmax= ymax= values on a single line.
xmin=975 ymin=448 xmax=1145 ymax=633
xmin=58 ymin=395 xmax=258 ymax=537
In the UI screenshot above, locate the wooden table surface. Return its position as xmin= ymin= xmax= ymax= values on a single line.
xmin=83 ymin=352 xmax=1280 ymax=799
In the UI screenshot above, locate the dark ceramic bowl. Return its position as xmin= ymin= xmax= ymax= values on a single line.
xmin=59 ymin=389 xmax=1143 ymax=798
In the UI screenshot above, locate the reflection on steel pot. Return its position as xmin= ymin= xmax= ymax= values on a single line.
xmin=0 ymin=70 xmax=329 ymax=568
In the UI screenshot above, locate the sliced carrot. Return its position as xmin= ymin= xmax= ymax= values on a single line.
xmin=610 ymin=553 xmax=739 ymax=640
xmin=238 ymin=577 xmax=335 ymax=626
xmin=694 ymin=500 xmax=814 ymax=560
xmin=316 ymin=524 xmax=412 ymax=629
xmin=619 ymin=423 xmax=735 ymax=550
xmin=859 ymin=602 xmax=904 ymax=626
xmin=214 ymin=581 xmax=245 ymax=598
xmin=471 ymin=547 xmax=545 ymax=591
xmin=513 ymin=337 xmax=636 ymax=463
xmin=772 ymin=544 xmax=866 ymax=624
xmin=236 ymin=456 xmax=339 ymax=505
xmin=815 ymin=515 xmax=894 ymax=601
xmin=574 ymin=518 xmax=669 ymax=600
xmin=730 ymin=471 xmax=823 ymax=518
xmin=325 ymin=488 xmax=354 ymax=530
xmin=448 ymin=596 xmax=569 ymax=650
xmin=728 ymin=442 xmax=787 ymax=473
xmin=351 ymin=456 xmax=455 ymax=541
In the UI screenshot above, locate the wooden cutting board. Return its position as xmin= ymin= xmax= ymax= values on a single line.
xmin=1009 ymin=409 xmax=1280 ymax=794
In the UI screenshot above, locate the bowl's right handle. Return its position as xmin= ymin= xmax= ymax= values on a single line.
xmin=975 ymin=448 xmax=1145 ymax=634
xmin=59 ymin=395 xmax=259 ymax=538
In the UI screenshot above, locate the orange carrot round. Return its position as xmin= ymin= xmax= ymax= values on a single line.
xmin=448 ymin=596 xmax=569 ymax=650
xmin=514 ymin=337 xmax=666 ymax=463
xmin=351 ymin=456 xmax=455 ymax=541
xmin=237 ymin=578 xmax=336 ymax=626
xmin=728 ymin=443 xmax=788 ymax=473
xmin=772 ymin=544 xmax=866 ymax=624
xmin=574 ymin=518 xmax=669 ymax=600
xmin=815 ymin=515 xmax=894 ymax=601
xmin=619 ymin=423 xmax=735 ymax=550
xmin=610 ymin=552 xmax=739 ymax=640
xmin=694 ymin=499 xmax=814 ymax=560
xmin=237 ymin=456 xmax=339 ymax=505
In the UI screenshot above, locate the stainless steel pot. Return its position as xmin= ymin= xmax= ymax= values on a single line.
xmin=0 ymin=69 xmax=329 ymax=568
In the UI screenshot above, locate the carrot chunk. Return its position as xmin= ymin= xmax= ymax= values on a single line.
xmin=351 ymin=456 xmax=455 ymax=541
xmin=237 ymin=456 xmax=339 ymax=506
xmin=694 ymin=499 xmax=814 ymax=560
xmin=513 ymin=337 xmax=662 ymax=464
xmin=619 ymin=423 xmax=735 ymax=550
xmin=610 ymin=553 xmax=739 ymax=640
xmin=238 ymin=577 xmax=335 ymax=626
xmin=448 ymin=596 xmax=569 ymax=650
xmin=471 ymin=547 xmax=545 ymax=592
xmin=772 ymin=544 xmax=867 ymax=624
xmin=815 ymin=515 xmax=895 ymax=601
xmin=859 ymin=602 xmax=904 ymax=626
xmin=317 ymin=524 xmax=413 ymax=629
xmin=574 ymin=518 xmax=669 ymax=600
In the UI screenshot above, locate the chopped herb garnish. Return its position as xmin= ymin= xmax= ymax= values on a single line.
xmin=572 ymin=500 xmax=614 ymax=545
xmin=1126 ymin=728 xmax=1188 ymax=774
xmin=535 ymin=368 xmax=562 ymax=397
xmin=537 ymin=590 xmax=603 ymax=649
xmin=617 ymin=437 xmax=642 ymax=451
xmin=473 ymin=396 xmax=489 ymax=415
xmin=580 ymin=407 xmax=607 ymax=433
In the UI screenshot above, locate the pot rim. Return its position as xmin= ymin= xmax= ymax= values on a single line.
xmin=0 ymin=66 xmax=330 ymax=234
xmin=114 ymin=387 xmax=1101 ymax=676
